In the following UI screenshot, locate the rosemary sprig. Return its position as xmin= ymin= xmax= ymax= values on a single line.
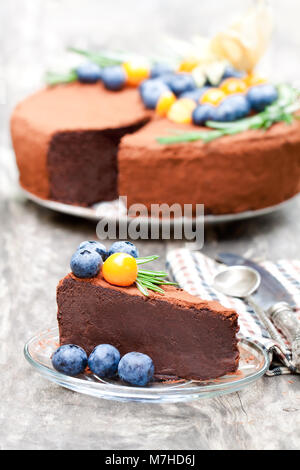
xmin=45 ymin=47 xmax=126 ymax=86
xmin=157 ymin=84 xmax=300 ymax=145
xmin=45 ymin=70 xmax=78 ymax=86
xmin=68 ymin=47 xmax=167 ymax=68
xmin=136 ymin=255 xmax=159 ymax=265
xmin=138 ymin=269 xmax=168 ymax=276
xmin=135 ymin=256 xmax=177 ymax=296
xmin=68 ymin=47 xmax=124 ymax=67
xmin=136 ymin=281 xmax=149 ymax=297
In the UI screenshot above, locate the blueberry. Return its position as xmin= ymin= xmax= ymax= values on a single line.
xmin=88 ymin=344 xmax=120 ymax=377
xmin=70 ymin=249 xmax=103 ymax=278
xmin=214 ymin=94 xmax=250 ymax=122
xmin=192 ymin=104 xmax=216 ymax=125
xmin=107 ymin=241 xmax=139 ymax=258
xmin=180 ymin=86 xmax=210 ymax=102
xmin=52 ymin=344 xmax=87 ymax=376
xmin=247 ymin=84 xmax=278 ymax=112
xmin=76 ymin=62 xmax=102 ymax=83
xmin=164 ymin=73 xmax=196 ymax=96
xmin=139 ymin=78 xmax=169 ymax=109
xmin=222 ymin=65 xmax=245 ymax=80
xmin=151 ymin=62 xmax=174 ymax=78
xmin=78 ymin=240 xmax=107 ymax=259
xmin=102 ymin=65 xmax=127 ymax=91
xmin=118 ymin=352 xmax=154 ymax=386
xmin=159 ymin=72 xmax=176 ymax=87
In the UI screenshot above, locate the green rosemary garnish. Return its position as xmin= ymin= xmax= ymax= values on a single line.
xmin=157 ymin=84 xmax=300 ymax=145
xmin=45 ymin=70 xmax=78 ymax=86
xmin=45 ymin=47 xmax=126 ymax=86
xmin=135 ymin=255 xmax=177 ymax=296
xmin=46 ymin=47 xmax=177 ymax=86
xmin=67 ymin=47 xmax=125 ymax=67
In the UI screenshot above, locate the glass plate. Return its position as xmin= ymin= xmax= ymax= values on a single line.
xmin=24 ymin=327 xmax=269 ymax=403
xmin=20 ymin=187 xmax=298 ymax=225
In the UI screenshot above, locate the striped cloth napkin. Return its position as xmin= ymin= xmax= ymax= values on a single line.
xmin=166 ymin=248 xmax=300 ymax=376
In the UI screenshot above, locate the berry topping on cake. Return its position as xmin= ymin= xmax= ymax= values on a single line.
xmin=214 ymin=94 xmax=250 ymax=122
xmin=222 ymin=65 xmax=245 ymax=80
xmin=200 ymin=88 xmax=226 ymax=106
xmin=123 ymin=59 xmax=150 ymax=86
xmin=247 ymin=84 xmax=278 ymax=112
xmin=102 ymin=253 xmax=138 ymax=287
xmin=88 ymin=344 xmax=121 ymax=378
xmin=70 ymin=249 xmax=103 ymax=278
xmin=220 ymin=77 xmax=248 ymax=95
xmin=78 ymin=240 xmax=107 ymax=259
xmin=108 ymin=241 xmax=139 ymax=258
xmin=76 ymin=62 xmax=102 ymax=83
xmin=139 ymin=78 xmax=169 ymax=109
xmin=150 ymin=62 xmax=174 ymax=78
xmin=118 ymin=352 xmax=154 ymax=386
xmin=51 ymin=344 xmax=88 ymax=376
xmin=166 ymin=73 xmax=196 ymax=96
xmin=101 ymin=65 xmax=127 ymax=91
xmin=178 ymin=58 xmax=200 ymax=73
xmin=167 ymin=98 xmax=196 ymax=124
xmin=44 ymin=42 xmax=298 ymax=143
xmin=244 ymin=73 xmax=267 ymax=87
xmin=69 ymin=241 xmax=177 ymax=295
xmin=192 ymin=104 xmax=216 ymax=125
xmin=155 ymin=90 xmax=176 ymax=117
xmin=180 ymin=86 xmax=210 ymax=102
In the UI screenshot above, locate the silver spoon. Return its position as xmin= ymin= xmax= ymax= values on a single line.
xmin=213 ymin=266 xmax=288 ymax=353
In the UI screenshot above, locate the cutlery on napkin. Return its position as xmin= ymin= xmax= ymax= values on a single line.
xmin=166 ymin=248 xmax=300 ymax=375
xmin=217 ymin=253 xmax=300 ymax=372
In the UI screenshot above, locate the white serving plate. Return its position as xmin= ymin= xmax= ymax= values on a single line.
xmin=21 ymin=187 xmax=298 ymax=225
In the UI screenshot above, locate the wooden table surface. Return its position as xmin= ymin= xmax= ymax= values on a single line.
xmin=1 ymin=0 xmax=300 ymax=450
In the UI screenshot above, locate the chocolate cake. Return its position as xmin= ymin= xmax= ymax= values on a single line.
xmin=11 ymin=82 xmax=300 ymax=214
xmin=57 ymin=272 xmax=239 ymax=381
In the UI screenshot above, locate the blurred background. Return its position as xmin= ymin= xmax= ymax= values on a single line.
xmin=1 ymin=0 xmax=300 ymax=96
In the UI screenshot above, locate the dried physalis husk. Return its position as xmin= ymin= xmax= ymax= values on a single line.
xmin=192 ymin=61 xmax=228 ymax=87
xmin=210 ymin=0 xmax=273 ymax=72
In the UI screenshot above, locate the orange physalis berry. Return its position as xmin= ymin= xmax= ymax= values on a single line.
xmin=200 ymin=88 xmax=226 ymax=106
xmin=102 ymin=253 xmax=138 ymax=287
xmin=123 ymin=60 xmax=150 ymax=86
xmin=220 ymin=78 xmax=248 ymax=95
xmin=167 ymin=98 xmax=196 ymax=124
xmin=178 ymin=58 xmax=200 ymax=73
xmin=156 ymin=91 xmax=177 ymax=117
xmin=179 ymin=98 xmax=197 ymax=111
xmin=244 ymin=74 xmax=268 ymax=87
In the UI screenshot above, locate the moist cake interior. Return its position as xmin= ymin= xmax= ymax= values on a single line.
xmin=48 ymin=122 xmax=147 ymax=206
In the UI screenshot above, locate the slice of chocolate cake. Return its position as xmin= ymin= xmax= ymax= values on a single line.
xmin=57 ymin=272 xmax=239 ymax=381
